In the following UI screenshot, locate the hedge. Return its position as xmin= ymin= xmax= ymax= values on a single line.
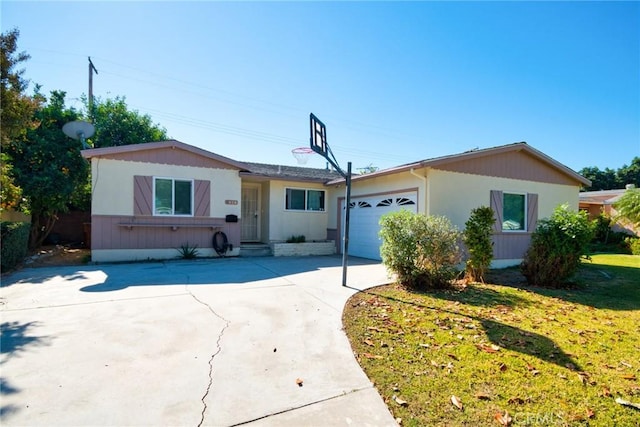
xmin=1 ymin=221 xmax=30 ymax=272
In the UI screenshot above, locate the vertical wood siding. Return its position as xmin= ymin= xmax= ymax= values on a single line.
xmin=91 ymin=215 xmax=240 ymax=251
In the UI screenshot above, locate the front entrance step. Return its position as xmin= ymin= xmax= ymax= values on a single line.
xmin=240 ymin=243 xmax=272 ymax=257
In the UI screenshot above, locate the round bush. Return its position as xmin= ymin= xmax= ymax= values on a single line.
xmin=521 ymin=204 xmax=594 ymax=287
xmin=380 ymin=210 xmax=461 ymax=289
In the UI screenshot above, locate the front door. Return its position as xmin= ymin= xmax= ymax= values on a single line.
xmin=241 ymin=186 xmax=260 ymax=241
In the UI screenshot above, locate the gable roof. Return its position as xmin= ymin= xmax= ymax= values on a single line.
xmin=328 ymin=142 xmax=591 ymax=187
xmin=81 ymin=140 xmax=249 ymax=170
xmin=241 ymin=162 xmax=341 ymax=183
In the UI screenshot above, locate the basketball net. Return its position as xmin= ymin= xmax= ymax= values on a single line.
xmin=292 ymin=147 xmax=314 ymax=165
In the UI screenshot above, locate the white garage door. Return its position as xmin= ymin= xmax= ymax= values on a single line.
xmin=342 ymin=191 xmax=418 ymax=260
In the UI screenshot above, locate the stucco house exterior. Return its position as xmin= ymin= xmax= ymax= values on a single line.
xmin=82 ymin=140 xmax=589 ymax=266
xmin=579 ymin=186 xmax=638 ymax=236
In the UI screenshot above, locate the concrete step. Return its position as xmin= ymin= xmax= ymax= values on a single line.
xmin=240 ymin=244 xmax=272 ymax=257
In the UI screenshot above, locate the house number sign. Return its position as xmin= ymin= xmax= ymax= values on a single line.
xmin=225 ymin=200 xmax=238 ymax=205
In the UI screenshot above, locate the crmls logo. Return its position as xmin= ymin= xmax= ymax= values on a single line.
xmin=513 ymin=411 xmax=564 ymax=425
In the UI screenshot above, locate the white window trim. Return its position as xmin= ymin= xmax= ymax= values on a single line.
xmin=502 ymin=191 xmax=527 ymax=233
xmin=153 ymin=177 xmax=194 ymax=217
xmin=284 ymin=187 xmax=326 ymax=212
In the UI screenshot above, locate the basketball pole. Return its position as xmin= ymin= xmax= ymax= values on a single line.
xmin=341 ymin=162 xmax=352 ymax=287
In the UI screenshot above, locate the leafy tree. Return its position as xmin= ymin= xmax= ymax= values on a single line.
xmin=0 ymin=28 xmax=40 ymax=147
xmin=463 ymin=206 xmax=495 ymax=283
xmin=87 ymin=95 xmax=167 ymax=148
xmin=6 ymin=91 xmax=88 ymax=248
xmin=579 ymin=166 xmax=619 ymax=191
xmin=579 ymin=158 xmax=640 ymax=191
xmin=1 ymin=28 xmax=41 ymax=211
xmin=614 ymin=188 xmax=640 ymax=228
xmin=617 ymin=157 xmax=640 ymax=189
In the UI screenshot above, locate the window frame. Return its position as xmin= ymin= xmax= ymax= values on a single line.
xmin=501 ymin=191 xmax=527 ymax=232
xmin=284 ymin=187 xmax=326 ymax=212
xmin=153 ymin=177 xmax=194 ymax=217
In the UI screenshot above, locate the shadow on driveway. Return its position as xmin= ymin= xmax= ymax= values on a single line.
xmin=76 ymin=256 xmax=381 ymax=292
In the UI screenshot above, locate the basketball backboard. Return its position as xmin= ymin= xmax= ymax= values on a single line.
xmin=309 ymin=113 xmax=327 ymax=157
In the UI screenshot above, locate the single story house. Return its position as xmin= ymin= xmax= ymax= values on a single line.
xmin=82 ymin=140 xmax=589 ymax=266
xmin=579 ymin=185 xmax=638 ymax=236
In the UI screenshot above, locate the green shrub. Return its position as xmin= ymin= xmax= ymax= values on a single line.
xmin=624 ymin=236 xmax=640 ymax=255
xmin=521 ymin=205 xmax=594 ymax=287
xmin=592 ymin=213 xmax=613 ymax=243
xmin=379 ymin=210 xmax=462 ymax=289
xmin=286 ymin=235 xmax=306 ymax=243
xmin=1 ymin=221 xmax=30 ymax=272
xmin=463 ymin=206 xmax=495 ymax=283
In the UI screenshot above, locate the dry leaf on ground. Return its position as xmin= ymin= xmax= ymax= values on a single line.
xmin=451 ymin=395 xmax=463 ymax=410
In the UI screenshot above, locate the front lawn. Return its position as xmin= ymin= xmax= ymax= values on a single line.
xmin=343 ymin=254 xmax=640 ymax=426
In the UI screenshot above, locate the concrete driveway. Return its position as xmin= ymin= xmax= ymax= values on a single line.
xmin=1 ymin=256 xmax=398 ymax=426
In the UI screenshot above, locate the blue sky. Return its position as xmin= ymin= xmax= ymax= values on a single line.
xmin=3 ymin=1 xmax=639 ymax=174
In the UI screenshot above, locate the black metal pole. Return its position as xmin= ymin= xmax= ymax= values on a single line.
xmin=342 ymin=161 xmax=352 ymax=286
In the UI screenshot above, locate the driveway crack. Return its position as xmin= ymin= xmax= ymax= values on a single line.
xmin=185 ymin=285 xmax=230 ymax=427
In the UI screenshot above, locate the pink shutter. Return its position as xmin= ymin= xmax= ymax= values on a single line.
xmin=527 ymin=193 xmax=538 ymax=232
xmin=194 ymin=180 xmax=211 ymax=217
xmin=490 ymin=190 xmax=503 ymax=233
xmin=134 ymin=176 xmax=153 ymax=216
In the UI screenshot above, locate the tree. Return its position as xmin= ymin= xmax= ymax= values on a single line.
xmin=87 ymin=96 xmax=167 ymax=148
xmin=6 ymin=91 xmax=88 ymax=248
xmin=614 ymin=188 xmax=640 ymax=228
xmin=0 ymin=28 xmax=39 ymax=147
xmin=579 ymin=158 xmax=640 ymax=191
xmin=1 ymin=28 xmax=41 ymax=211
xmin=617 ymin=157 xmax=640 ymax=189
xmin=578 ymin=166 xmax=619 ymax=191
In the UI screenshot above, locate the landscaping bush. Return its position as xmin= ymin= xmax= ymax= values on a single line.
xmin=463 ymin=206 xmax=495 ymax=283
xmin=624 ymin=236 xmax=640 ymax=255
xmin=286 ymin=235 xmax=306 ymax=243
xmin=379 ymin=210 xmax=461 ymax=289
xmin=1 ymin=221 xmax=30 ymax=272
xmin=521 ymin=204 xmax=594 ymax=287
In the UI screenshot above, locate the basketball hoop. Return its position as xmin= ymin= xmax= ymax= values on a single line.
xmin=292 ymin=147 xmax=314 ymax=165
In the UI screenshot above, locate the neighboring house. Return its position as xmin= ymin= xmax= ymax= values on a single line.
xmin=82 ymin=140 xmax=589 ymax=266
xmin=579 ymin=185 xmax=638 ymax=236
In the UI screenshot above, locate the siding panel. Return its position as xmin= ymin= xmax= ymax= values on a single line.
xmin=133 ymin=176 xmax=153 ymax=216
xmin=194 ymin=180 xmax=211 ymax=217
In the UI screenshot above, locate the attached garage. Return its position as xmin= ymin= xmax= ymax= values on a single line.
xmin=341 ymin=191 xmax=418 ymax=260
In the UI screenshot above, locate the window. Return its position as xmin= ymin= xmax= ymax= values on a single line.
xmin=154 ymin=178 xmax=193 ymax=216
xmin=285 ymin=188 xmax=325 ymax=211
xmin=502 ymin=193 xmax=526 ymax=231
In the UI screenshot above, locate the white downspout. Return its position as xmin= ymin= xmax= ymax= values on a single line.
xmin=410 ymin=168 xmax=428 ymax=215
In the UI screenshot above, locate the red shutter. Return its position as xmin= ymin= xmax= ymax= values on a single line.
xmin=134 ymin=176 xmax=153 ymax=216
xmin=194 ymin=180 xmax=211 ymax=217
xmin=490 ymin=190 xmax=503 ymax=233
xmin=527 ymin=193 xmax=538 ymax=232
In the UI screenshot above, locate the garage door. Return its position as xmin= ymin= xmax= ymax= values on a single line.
xmin=342 ymin=191 xmax=418 ymax=260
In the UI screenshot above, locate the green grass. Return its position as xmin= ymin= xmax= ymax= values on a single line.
xmin=343 ymin=254 xmax=640 ymax=426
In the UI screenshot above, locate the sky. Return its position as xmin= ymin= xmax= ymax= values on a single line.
xmin=2 ymin=1 xmax=639 ymax=173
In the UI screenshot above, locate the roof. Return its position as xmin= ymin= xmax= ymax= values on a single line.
xmin=327 ymin=142 xmax=591 ymax=187
xmin=81 ymin=140 xmax=249 ymax=170
xmin=579 ymin=189 xmax=627 ymax=205
xmin=81 ymin=140 xmax=342 ymax=182
xmin=241 ymin=162 xmax=341 ymax=183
